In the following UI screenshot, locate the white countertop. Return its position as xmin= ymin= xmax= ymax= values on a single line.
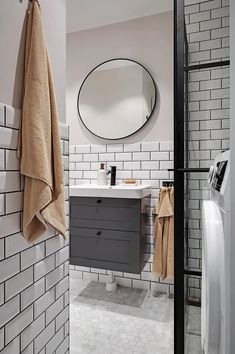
xmin=70 ymin=184 xmax=151 ymax=199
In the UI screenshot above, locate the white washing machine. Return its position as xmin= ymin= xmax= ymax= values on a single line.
xmin=201 ymin=150 xmax=230 ymax=354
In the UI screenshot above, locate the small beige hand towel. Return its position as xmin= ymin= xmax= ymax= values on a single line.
xmin=17 ymin=0 xmax=66 ymax=242
xmin=152 ymin=187 xmax=174 ymax=280
xmin=166 ymin=187 xmax=174 ymax=279
xmin=152 ymin=188 xmax=167 ymax=277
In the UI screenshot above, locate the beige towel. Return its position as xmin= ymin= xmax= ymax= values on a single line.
xmin=167 ymin=187 xmax=174 ymax=279
xmin=152 ymin=188 xmax=167 ymax=277
xmin=17 ymin=0 xmax=66 ymax=242
xmin=152 ymin=187 xmax=174 ymax=280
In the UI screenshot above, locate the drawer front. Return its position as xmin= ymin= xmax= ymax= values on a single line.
xmin=70 ymin=197 xmax=134 ymax=208
xmin=70 ymin=227 xmax=140 ymax=273
xmin=70 ymin=197 xmax=140 ymax=232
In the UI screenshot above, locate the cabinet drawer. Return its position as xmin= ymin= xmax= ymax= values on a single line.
xmin=70 ymin=196 xmax=134 ymax=208
xmin=70 ymin=227 xmax=140 ymax=273
xmin=70 ymin=197 xmax=140 ymax=232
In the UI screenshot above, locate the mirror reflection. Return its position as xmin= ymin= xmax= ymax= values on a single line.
xmin=77 ymin=59 xmax=157 ymax=140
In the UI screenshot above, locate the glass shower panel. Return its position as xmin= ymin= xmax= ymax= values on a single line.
xmin=174 ymin=1 xmax=230 ymax=352
xmin=182 ymin=0 xmax=230 ymax=349
xmin=184 ymin=63 xmax=230 ymax=354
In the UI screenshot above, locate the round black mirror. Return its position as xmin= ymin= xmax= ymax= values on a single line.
xmin=77 ymin=58 xmax=157 ymax=140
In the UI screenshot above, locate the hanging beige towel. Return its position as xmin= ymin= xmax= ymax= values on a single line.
xmin=152 ymin=188 xmax=167 ymax=277
xmin=152 ymin=187 xmax=174 ymax=280
xmin=167 ymin=187 xmax=174 ymax=279
xmin=17 ymin=0 xmax=66 ymax=242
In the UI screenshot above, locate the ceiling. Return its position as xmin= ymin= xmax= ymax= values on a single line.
xmin=66 ymin=0 xmax=173 ymax=33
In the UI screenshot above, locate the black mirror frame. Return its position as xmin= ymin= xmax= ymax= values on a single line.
xmin=77 ymin=58 xmax=157 ymax=140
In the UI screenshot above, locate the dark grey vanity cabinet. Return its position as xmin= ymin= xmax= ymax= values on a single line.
xmin=70 ymin=196 xmax=149 ymax=273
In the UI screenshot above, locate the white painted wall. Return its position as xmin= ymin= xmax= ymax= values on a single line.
xmin=67 ymin=12 xmax=173 ymax=145
xmin=67 ymin=0 xmax=173 ymax=33
xmin=230 ymin=0 xmax=235 ymax=351
xmin=0 ymin=0 xmax=66 ymax=123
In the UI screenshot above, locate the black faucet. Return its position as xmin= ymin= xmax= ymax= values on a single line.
xmin=107 ymin=166 xmax=116 ymax=186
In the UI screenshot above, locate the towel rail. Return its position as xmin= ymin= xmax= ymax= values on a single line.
xmin=162 ymin=181 xmax=174 ymax=187
xmin=19 ymin=0 xmax=35 ymax=3
xmin=168 ymin=168 xmax=209 ymax=173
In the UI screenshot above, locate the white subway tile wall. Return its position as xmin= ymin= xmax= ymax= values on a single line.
xmin=69 ymin=141 xmax=174 ymax=293
xmin=185 ymin=0 xmax=230 ymax=300
xmin=0 ymin=104 xmax=69 ymax=354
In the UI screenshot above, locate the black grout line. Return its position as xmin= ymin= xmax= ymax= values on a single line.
xmin=0 ymin=276 xmax=69 ymax=347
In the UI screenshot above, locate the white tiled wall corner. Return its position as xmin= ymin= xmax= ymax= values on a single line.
xmin=185 ymin=0 xmax=230 ymax=300
xmin=69 ymin=140 xmax=174 ymax=292
xmin=0 ymin=103 xmax=69 ymax=354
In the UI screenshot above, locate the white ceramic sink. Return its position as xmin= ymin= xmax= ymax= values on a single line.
xmin=70 ymin=184 xmax=151 ymax=199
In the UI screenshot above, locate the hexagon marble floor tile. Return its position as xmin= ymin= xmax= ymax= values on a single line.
xmin=70 ymin=273 xmax=174 ymax=354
